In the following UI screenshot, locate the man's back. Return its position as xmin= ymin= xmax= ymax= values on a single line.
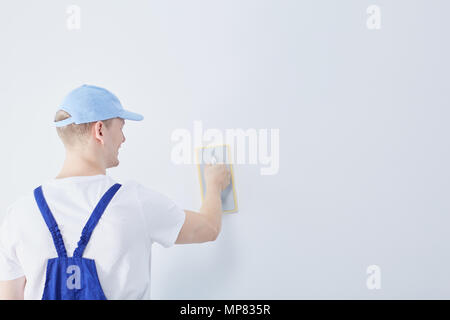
xmin=0 ymin=85 xmax=230 ymax=300
xmin=0 ymin=174 xmax=186 ymax=299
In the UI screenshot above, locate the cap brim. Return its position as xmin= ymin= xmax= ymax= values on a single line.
xmin=119 ymin=109 xmax=144 ymax=121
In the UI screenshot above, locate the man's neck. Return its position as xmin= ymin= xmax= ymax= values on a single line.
xmin=55 ymin=170 xmax=106 ymax=179
xmin=56 ymin=152 xmax=106 ymax=179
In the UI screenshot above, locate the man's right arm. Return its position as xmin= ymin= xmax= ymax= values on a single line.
xmin=175 ymin=164 xmax=230 ymax=244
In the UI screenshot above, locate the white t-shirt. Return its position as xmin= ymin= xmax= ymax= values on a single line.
xmin=0 ymin=174 xmax=186 ymax=300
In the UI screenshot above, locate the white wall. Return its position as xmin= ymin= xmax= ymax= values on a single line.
xmin=1 ymin=0 xmax=449 ymax=299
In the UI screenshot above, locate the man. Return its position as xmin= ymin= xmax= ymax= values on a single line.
xmin=0 ymin=84 xmax=230 ymax=299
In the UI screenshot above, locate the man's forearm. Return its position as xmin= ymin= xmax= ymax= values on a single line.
xmin=199 ymin=185 xmax=223 ymax=237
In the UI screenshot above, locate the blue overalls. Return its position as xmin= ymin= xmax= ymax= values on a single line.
xmin=33 ymin=183 xmax=122 ymax=300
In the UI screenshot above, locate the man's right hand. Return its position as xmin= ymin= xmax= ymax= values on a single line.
xmin=204 ymin=163 xmax=231 ymax=192
xmin=175 ymin=163 xmax=231 ymax=245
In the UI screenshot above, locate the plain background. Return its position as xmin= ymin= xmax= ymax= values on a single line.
xmin=1 ymin=0 xmax=449 ymax=299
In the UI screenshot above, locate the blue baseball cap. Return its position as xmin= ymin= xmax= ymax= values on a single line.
xmin=54 ymin=84 xmax=144 ymax=127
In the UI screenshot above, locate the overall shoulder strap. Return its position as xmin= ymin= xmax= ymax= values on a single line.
xmin=73 ymin=183 xmax=122 ymax=258
xmin=34 ymin=186 xmax=68 ymax=258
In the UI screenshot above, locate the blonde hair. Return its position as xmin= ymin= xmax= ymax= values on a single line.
xmin=54 ymin=110 xmax=114 ymax=147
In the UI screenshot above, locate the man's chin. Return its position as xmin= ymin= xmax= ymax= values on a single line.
xmin=106 ymin=158 xmax=120 ymax=169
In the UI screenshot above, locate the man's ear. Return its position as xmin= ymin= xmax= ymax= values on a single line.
xmin=93 ymin=121 xmax=105 ymax=145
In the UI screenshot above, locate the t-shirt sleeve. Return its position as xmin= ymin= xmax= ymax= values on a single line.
xmin=136 ymin=183 xmax=186 ymax=248
xmin=0 ymin=206 xmax=25 ymax=281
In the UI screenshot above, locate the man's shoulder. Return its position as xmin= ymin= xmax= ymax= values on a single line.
xmin=2 ymin=191 xmax=35 ymax=226
xmin=119 ymin=179 xmax=172 ymax=202
xmin=7 ymin=191 xmax=34 ymax=210
xmin=119 ymin=179 xmax=155 ymax=193
xmin=118 ymin=178 xmax=142 ymax=194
